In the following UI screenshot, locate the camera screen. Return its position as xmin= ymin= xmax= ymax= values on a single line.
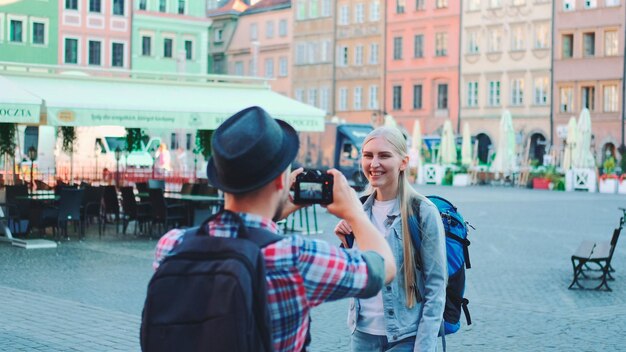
xmin=300 ymin=182 xmax=323 ymax=200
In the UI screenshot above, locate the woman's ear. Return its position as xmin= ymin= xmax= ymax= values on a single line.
xmin=399 ymin=155 xmax=409 ymax=171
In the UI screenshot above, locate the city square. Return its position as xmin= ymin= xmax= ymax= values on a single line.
xmin=1 ymin=185 xmax=625 ymax=351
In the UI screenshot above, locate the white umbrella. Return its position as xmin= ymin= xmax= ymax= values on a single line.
xmin=438 ymin=119 xmax=457 ymax=165
xmin=573 ymin=108 xmax=595 ymax=169
xmin=409 ymin=120 xmax=423 ymax=183
xmin=461 ymin=122 xmax=472 ymax=167
xmin=384 ymin=114 xmax=397 ymax=128
xmin=490 ymin=110 xmax=517 ymax=174
xmin=562 ymin=116 xmax=578 ymax=171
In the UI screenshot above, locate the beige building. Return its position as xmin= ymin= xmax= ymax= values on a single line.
xmin=460 ymin=0 xmax=552 ymax=165
xmin=334 ymin=0 xmax=384 ymax=124
xmin=292 ymin=0 xmax=335 ymax=115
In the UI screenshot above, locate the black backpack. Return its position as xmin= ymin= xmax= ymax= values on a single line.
xmin=140 ymin=211 xmax=282 ymax=352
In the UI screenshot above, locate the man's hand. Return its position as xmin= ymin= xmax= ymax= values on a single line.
xmin=324 ymin=169 xmax=365 ymax=222
xmin=276 ymin=167 xmax=305 ymax=221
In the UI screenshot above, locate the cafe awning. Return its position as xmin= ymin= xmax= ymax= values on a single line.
xmin=0 ymin=75 xmax=42 ymax=124
xmin=3 ymin=73 xmax=325 ymax=132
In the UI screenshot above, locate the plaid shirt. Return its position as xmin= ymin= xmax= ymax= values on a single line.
xmin=153 ymin=211 xmax=375 ymax=352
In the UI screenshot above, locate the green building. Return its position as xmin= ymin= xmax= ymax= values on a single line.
xmin=207 ymin=2 xmax=248 ymax=74
xmin=132 ymin=0 xmax=210 ymax=74
xmin=0 ymin=0 xmax=58 ymax=65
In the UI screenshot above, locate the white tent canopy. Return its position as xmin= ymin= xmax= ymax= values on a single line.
xmin=3 ymin=73 xmax=326 ymax=132
xmin=0 ymin=75 xmax=42 ymax=124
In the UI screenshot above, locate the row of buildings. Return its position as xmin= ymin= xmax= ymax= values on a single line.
xmin=1 ymin=0 xmax=625 ymax=165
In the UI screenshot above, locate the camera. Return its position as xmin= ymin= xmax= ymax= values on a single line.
xmin=293 ymin=169 xmax=333 ymax=205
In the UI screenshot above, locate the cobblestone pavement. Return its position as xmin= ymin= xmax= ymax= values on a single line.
xmin=2 ymin=185 xmax=626 ymax=351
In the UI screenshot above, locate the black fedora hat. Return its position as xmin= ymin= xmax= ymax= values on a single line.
xmin=207 ymin=106 xmax=299 ymax=194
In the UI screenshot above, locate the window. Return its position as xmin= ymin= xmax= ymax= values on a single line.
xmin=178 ymin=0 xmax=185 ymax=14
xmin=170 ymin=133 xmax=178 ymax=150
xmin=468 ymin=0 xmax=480 ymax=10
xmin=354 ymin=87 xmax=363 ymax=110
xmin=339 ymin=46 xmax=348 ymax=66
xmin=296 ymin=0 xmax=306 ymax=20
xmin=321 ymin=0 xmax=332 ymax=16
xmin=143 ymin=35 xmax=162 ymax=57
xmin=488 ymin=28 xmax=502 ymax=52
xmin=65 ymin=0 xmax=78 ymax=10
xmin=308 ymin=88 xmax=318 ymax=107
xmin=369 ymin=43 xmax=379 ymax=64
xmin=234 ymin=61 xmax=244 ymax=75
xmin=279 ymin=19 xmax=287 ymax=37
xmin=320 ymin=87 xmax=330 ymax=111
xmin=32 ymin=22 xmax=45 ymax=45
xmin=355 ymin=3 xmax=364 ymax=23
xmin=369 ymin=85 xmax=379 ymax=109
xmin=339 ymin=87 xmax=348 ymax=111
xmin=490 ymin=0 xmax=502 ymax=7
xmin=416 ymin=0 xmax=425 ymax=10
xmin=393 ymin=85 xmax=402 ymax=110
xmin=265 ymin=58 xmax=274 ymax=78
xmin=339 ymin=5 xmax=349 ymax=25
xmin=322 ymin=40 xmax=331 ymax=62
xmin=488 ymin=80 xmax=501 ymax=106
xmin=112 ymin=42 xmax=124 ymax=67
xmin=436 ymin=0 xmax=448 ymax=8
xmin=159 ymin=0 xmax=166 ymax=12
xmin=9 ymin=20 xmax=22 ymax=43
xmin=370 ymin=1 xmax=380 ymax=21
xmin=393 ymin=37 xmax=403 ymax=60
xmin=467 ymin=81 xmax=478 ymax=107
xmin=295 ymin=89 xmax=304 ymax=102
xmin=296 ymin=43 xmax=306 ymax=64
xmin=535 ymin=23 xmax=549 ymax=49
xmin=164 ymin=38 xmax=173 ymax=58
xmin=468 ymin=31 xmax=479 ymax=54
xmin=113 ymin=0 xmax=124 ymax=15
xmin=214 ymin=29 xmax=223 ymax=42
xmin=355 ymin=45 xmax=364 ymax=65
xmin=250 ymin=23 xmax=258 ymax=41
xmin=581 ymin=86 xmax=595 ymax=110
xmin=563 ymin=0 xmax=575 ymax=9
xmin=584 ymin=0 xmax=596 ymax=8
xmin=510 ymin=79 xmax=524 ymax=106
xmin=186 ymin=133 xmax=192 ymax=150
xmin=512 ymin=0 xmax=525 ymax=5
xmin=139 ymin=0 xmax=147 ymax=10
xmin=583 ymin=32 xmax=595 ymax=57
xmin=264 ymin=21 xmax=274 ymax=39
xmin=414 ymin=34 xmax=424 ymax=58
xmin=396 ymin=0 xmax=406 ymax=13
xmin=560 ymin=87 xmax=574 ymax=112
xmin=605 ymin=31 xmax=618 ymax=56
xmin=435 ymin=32 xmax=448 ymax=56
xmin=88 ymin=40 xmax=101 ymax=65
xmin=606 ymin=0 xmax=620 ymax=6
xmin=604 ymin=85 xmax=618 ymax=112
xmin=65 ymin=38 xmax=78 ymax=64
xmin=562 ymin=34 xmax=573 ymax=58
xmin=534 ymin=77 xmax=549 ymax=105
xmin=511 ymin=25 xmax=525 ymax=51
xmin=437 ymin=84 xmax=448 ymax=110
xmin=309 ymin=0 xmax=318 ymax=18
xmin=279 ymin=57 xmax=288 ymax=76
xmin=413 ymin=84 xmax=423 ymax=109
xmin=89 ymin=0 xmax=101 ymax=12
xmin=185 ymin=40 xmax=192 ymax=60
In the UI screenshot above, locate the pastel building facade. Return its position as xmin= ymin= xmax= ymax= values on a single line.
xmin=226 ymin=0 xmax=292 ymax=96
xmin=0 ymin=0 xmax=58 ymax=65
xmin=131 ymin=0 xmax=210 ymax=75
xmin=460 ymin=0 xmax=552 ymax=164
xmin=334 ymin=0 xmax=384 ymax=124
xmin=553 ymin=0 xmax=625 ymax=162
xmin=58 ymin=0 xmax=132 ymax=73
xmin=386 ymin=0 xmax=460 ymax=135
xmin=207 ymin=0 xmax=250 ymax=74
xmin=292 ymin=0 xmax=335 ymax=115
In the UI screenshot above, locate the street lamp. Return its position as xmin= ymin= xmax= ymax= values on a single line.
xmin=192 ymin=147 xmax=199 ymax=181
xmin=114 ymin=147 xmax=122 ymax=187
xmin=149 ymin=147 xmax=157 ymax=179
xmin=27 ymin=146 xmax=37 ymax=191
xmin=94 ymin=143 xmax=101 ymax=183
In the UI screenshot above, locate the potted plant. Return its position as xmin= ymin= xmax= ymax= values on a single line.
xmin=530 ymin=165 xmax=550 ymax=190
xmin=599 ymin=156 xmax=618 ymax=194
xmin=452 ymin=164 xmax=471 ymax=186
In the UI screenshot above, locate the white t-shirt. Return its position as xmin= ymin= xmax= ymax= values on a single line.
xmin=357 ymin=198 xmax=396 ymax=335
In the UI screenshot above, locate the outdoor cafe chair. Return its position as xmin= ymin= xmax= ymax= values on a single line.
xmin=34 ymin=180 xmax=52 ymax=191
xmin=120 ymin=186 xmax=152 ymax=236
xmin=101 ymin=185 xmax=121 ymax=236
xmin=136 ymin=182 xmax=150 ymax=202
xmin=148 ymin=179 xmax=165 ymax=190
xmin=81 ymin=186 xmax=103 ymax=237
xmin=180 ymin=183 xmax=194 ymax=195
xmin=148 ymin=188 xmax=187 ymax=237
xmin=4 ymin=185 xmax=30 ymax=236
xmin=37 ymin=189 xmax=85 ymax=241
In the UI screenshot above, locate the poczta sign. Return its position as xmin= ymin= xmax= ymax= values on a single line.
xmin=0 ymin=108 xmax=33 ymax=118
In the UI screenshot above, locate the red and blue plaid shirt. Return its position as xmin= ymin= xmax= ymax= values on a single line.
xmin=154 ymin=211 xmax=376 ymax=352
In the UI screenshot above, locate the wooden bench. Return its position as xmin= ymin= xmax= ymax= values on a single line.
xmin=569 ymin=227 xmax=621 ymax=291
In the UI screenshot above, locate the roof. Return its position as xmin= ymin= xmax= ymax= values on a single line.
xmin=207 ymin=0 xmax=249 ymax=17
xmin=243 ymin=0 xmax=290 ymax=15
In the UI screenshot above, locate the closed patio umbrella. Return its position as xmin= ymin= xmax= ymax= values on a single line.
xmin=438 ymin=119 xmax=457 ymax=165
xmin=461 ymin=122 xmax=472 ymax=167
xmin=562 ymin=116 xmax=578 ymax=171
xmin=409 ymin=120 xmax=423 ymax=182
xmin=573 ymin=108 xmax=595 ymax=169
xmin=490 ymin=110 xmax=517 ymax=175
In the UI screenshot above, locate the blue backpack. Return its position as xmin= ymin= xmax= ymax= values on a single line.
xmin=409 ymin=195 xmax=472 ymax=335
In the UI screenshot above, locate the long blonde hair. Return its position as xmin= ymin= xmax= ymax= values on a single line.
xmin=362 ymin=127 xmax=427 ymax=308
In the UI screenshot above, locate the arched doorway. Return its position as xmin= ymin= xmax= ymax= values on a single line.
xmin=529 ymin=133 xmax=547 ymax=165
xmin=476 ymin=133 xmax=492 ymax=164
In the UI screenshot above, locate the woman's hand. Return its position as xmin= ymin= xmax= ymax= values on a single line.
xmin=334 ymin=220 xmax=353 ymax=248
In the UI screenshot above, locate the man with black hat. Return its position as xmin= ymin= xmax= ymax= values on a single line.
xmin=153 ymin=106 xmax=396 ymax=352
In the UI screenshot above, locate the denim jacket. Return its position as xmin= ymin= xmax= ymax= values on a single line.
xmin=348 ymin=193 xmax=447 ymax=352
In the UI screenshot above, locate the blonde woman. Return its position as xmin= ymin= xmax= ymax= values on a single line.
xmin=335 ymin=126 xmax=447 ymax=351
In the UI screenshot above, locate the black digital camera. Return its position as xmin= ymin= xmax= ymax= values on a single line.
xmin=293 ymin=169 xmax=333 ymax=205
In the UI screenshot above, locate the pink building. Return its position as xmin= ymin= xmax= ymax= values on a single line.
xmin=58 ymin=0 xmax=132 ymax=73
xmin=384 ymin=0 xmax=460 ymax=134
xmin=385 ymin=0 xmax=460 ymax=135
xmin=226 ymin=0 xmax=292 ymax=97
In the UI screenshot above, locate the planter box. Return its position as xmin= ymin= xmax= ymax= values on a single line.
xmin=453 ymin=174 xmax=470 ymax=187
xmin=599 ymin=177 xmax=618 ymax=194
xmin=423 ymin=164 xmax=444 ymax=185
xmin=618 ymin=176 xmax=626 ymax=194
xmin=532 ymin=178 xmax=551 ymax=190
